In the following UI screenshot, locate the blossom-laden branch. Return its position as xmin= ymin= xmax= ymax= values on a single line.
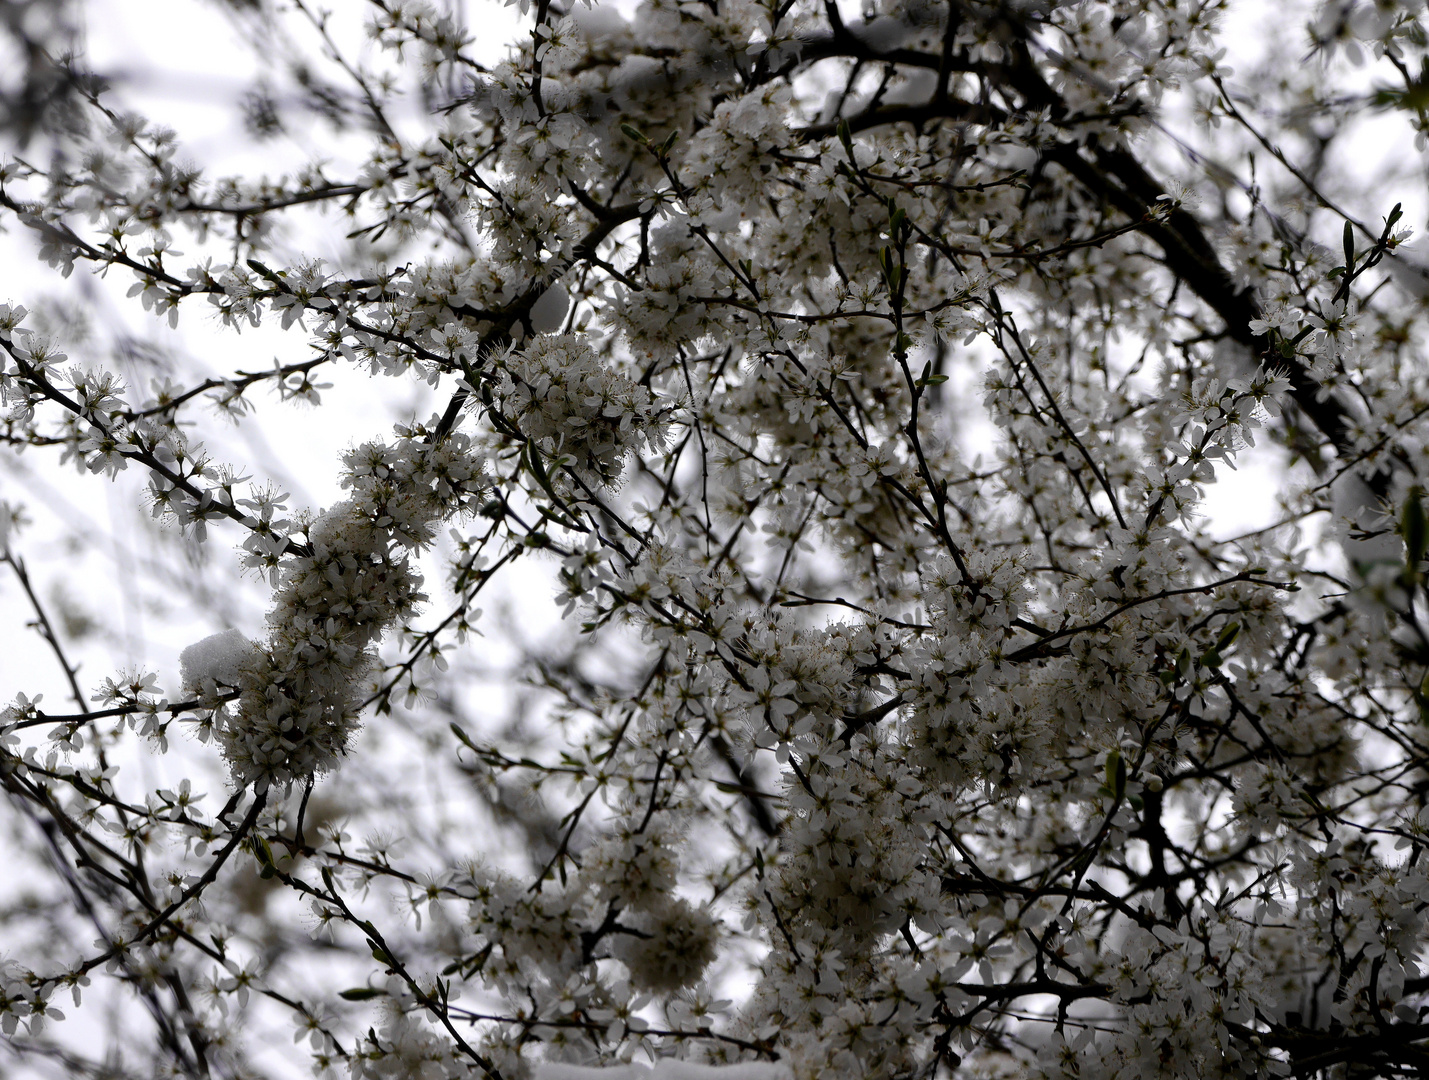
xmin=2 ymin=1 xmax=1429 ymax=1079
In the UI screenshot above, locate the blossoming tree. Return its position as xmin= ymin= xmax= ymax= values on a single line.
xmin=2 ymin=0 xmax=1429 ymax=1076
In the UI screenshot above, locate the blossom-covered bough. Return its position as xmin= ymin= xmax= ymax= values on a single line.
xmin=1 ymin=0 xmax=1428 ymax=1076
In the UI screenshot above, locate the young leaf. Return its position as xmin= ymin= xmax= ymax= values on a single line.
xmin=339 ymin=987 xmax=387 ymax=1001
xmin=1105 ymin=749 xmax=1125 ymax=800
xmin=253 ymin=834 xmax=277 ymax=880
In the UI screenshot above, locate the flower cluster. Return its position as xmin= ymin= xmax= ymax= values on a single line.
xmin=215 ymin=429 xmax=487 ymax=789
xmin=492 ymin=334 xmax=666 ymax=488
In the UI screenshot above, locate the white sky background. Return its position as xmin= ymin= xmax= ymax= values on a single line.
xmin=0 ymin=0 xmax=1424 ymax=1074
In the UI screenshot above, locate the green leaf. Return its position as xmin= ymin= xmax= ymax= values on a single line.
xmin=1199 ymin=622 xmax=1240 ymax=672
xmin=619 ymin=123 xmax=646 ymax=144
xmin=253 ymin=835 xmax=277 ymax=879
xmin=1200 ymin=623 xmax=1239 ymax=669
xmin=836 ymin=118 xmax=853 ymax=157
xmin=881 ymin=253 xmax=899 ymax=295
xmin=523 ymin=440 xmax=565 ymax=511
xmin=1375 ymin=76 xmax=1429 ymax=114
xmin=339 ymin=987 xmax=387 ymax=1001
xmin=538 ymin=503 xmax=579 ymax=529
xmin=1105 ymin=749 xmax=1125 ymax=800
xmin=1343 ymin=220 xmax=1355 ymax=270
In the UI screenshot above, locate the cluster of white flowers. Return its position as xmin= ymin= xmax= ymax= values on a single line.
xmin=612 ymin=898 xmax=721 ymax=996
xmin=210 ymin=429 xmax=487 ymax=789
xmin=350 ymin=1002 xmax=471 ymax=1080
xmin=493 ymin=334 xmax=667 ymax=488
